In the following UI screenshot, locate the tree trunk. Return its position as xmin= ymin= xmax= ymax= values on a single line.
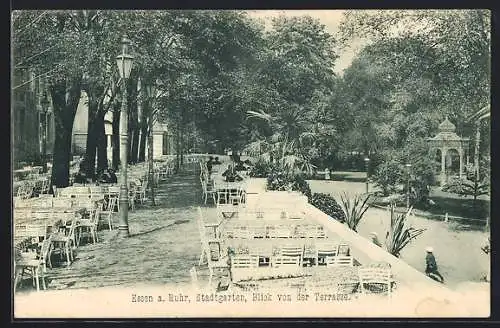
xmin=96 ymin=110 xmax=108 ymax=173
xmin=138 ymin=123 xmax=148 ymax=162
xmin=85 ymin=99 xmax=98 ymax=179
xmin=112 ymin=104 xmax=120 ymax=171
xmin=49 ymin=76 xmax=82 ymax=188
xmin=130 ymin=124 xmax=140 ymax=164
xmin=127 ymin=75 xmax=139 ymax=164
xmin=180 ymin=125 xmax=184 ymax=166
xmin=148 ymin=116 xmax=156 ymax=206
xmin=474 ymin=122 xmax=481 ymax=180
xmin=175 ymin=127 xmax=180 ymax=173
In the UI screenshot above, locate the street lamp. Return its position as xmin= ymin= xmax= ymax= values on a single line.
xmin=405 ymin=163 xmax=412 ymax=209
xmin=39 ymin=93 xmax=50 ymax=173
xmin=116 ymin=36 xmax=134 ymax=238
xmin=364 ymin=157 xmax=370 ymax=194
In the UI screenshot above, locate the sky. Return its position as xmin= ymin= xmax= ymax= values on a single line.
xmin=245 ymin=10 xmax=365 ymax=74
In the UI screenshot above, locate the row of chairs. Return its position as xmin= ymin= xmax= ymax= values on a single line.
xmin=13 ymin=200 xmax=111 ymax=292
xmin=223 ymin=223 xmax=327 ymax=239
xmin=16 ymin=177 xmax=50 ymax=199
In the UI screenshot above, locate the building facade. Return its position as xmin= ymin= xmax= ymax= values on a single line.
xmin=12 ymin=69 xmax=55 ymax=166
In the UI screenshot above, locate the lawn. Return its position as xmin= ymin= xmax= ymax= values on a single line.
xmin=308 ymin=178 xmax=490 ymax=290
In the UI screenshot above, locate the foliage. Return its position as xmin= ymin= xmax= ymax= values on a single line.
xmin=338 ymin=192 xmax=371 ymax=232
xmin=266 ymin=171 xmax=312 ymax=201
xmin=442 ymin=175 xmax=489 ymax=219
xmin=310 ymin=193 xmax=346 ymax=223
xmin=248 ymin=159 xmax=276 ymax=178
xmin=372 ymin=160 xmax=403 ymax=196
xmin=384 ymin=205 xmax=426 ymax=257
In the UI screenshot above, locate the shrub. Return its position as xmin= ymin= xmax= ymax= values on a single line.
xmin=249 ymin=160 xmax=275 ymax=178
xmin=384 ymin=205 xmax=426 ymax=258
xmin=266 ymin=171 xmax=312 ymax=201
xmin=338 ymin=192 xmax=370 ymax=232
xmin=372 ymin=160 xmax=403 ymax=196
xmin=311 ymin=193 xmax=346 ymax=223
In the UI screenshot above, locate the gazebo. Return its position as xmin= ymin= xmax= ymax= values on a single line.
xmin=427 ymin=117 xmax=470 ymax=186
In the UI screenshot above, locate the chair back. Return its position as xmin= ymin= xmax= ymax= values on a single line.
xmin=231 ymin=254 xmax=259 ymax=269
xmin=325 ymin=255 xmax=354 ymax=267
xmin=358 ymin=267 xmax=392 ymax=297
xmin=272 ymin=255 xmax=302 ymax=267
xmin=279 ymin=245 xmax=304 ymax=257
xmin=15 ymin=223 xmax=48 ymax=244
xmin=268 ymin=225 xmax=291 ymax=238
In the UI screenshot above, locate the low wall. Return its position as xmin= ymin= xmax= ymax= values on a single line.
xmin=304 ymin=203 xmax=471 ymax=314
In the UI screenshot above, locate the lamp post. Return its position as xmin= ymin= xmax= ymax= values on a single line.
xmin=116 ymin=36 xmax=134 ymax=238
xmin=405 ymin=163 xmax=412 ymax=209
xmin=364 ymin=157 xmax=370 ymax=194
xmin=39 ymin=93 xmax=50 ymax=173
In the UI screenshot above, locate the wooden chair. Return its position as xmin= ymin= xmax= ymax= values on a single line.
xmin=197 ymin=207 xmax=228 ymax=286
xmin=14 ymin=247 xmax=49 ymax=292
xmin=315 ymin=243 xmax=339 ymax=266
xmin=76 ymin=206 xmax=100 ymax=246
xmin=230 ymin=254 xmax=260 ymax=282
xmin=50 ymin=218 xmax=77 ymax=266
xmin=272 ymin=255 xmax=302 ymax=268
xmin=268 ymin=225 xmax=292 ymax=238
xmin=274 ymin=245 xmax=304 ymax=267
xmin=100 ymin=196 xmax=116 ymax=231
xmin=358 ymin=267 xmax=393 ymax=298
xmin=135 ymin=179 xmax=148 ymax=205
xmin=108 ymin=186 xmax=120 ymax=211
xmin=325 ymin=255 xmax=354 ymax=267
xmin=202 ymin=180 xmax=217 ymax=205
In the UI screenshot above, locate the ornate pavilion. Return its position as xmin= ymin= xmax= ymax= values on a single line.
xmin=427 ymin=117 xmax=470 ymax=186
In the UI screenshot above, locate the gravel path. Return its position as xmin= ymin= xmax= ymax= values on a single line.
xmin=16 ymin=167 xmax=211 ymax=293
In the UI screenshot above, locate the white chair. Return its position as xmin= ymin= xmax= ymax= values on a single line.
xmin=315 ymin=243 xmax=339 ymax=266
xmin=101 ymin=196 xmax=116 ymax=231
xmin=358 ymin=267 xmax=393 ymax=297
xmin=202 ymin=179 xmax=217 ymax=205
xmin=230 ymin=254 xmax=260 ymax=282
xmin=197 ymin=207 xmax=228 ymax=286
xmin=325 ymin=255 xmax=354 ymax=267
xmin=268 ymin=225 xmax=292 ymax=239
xmin=51 ymin=218 xmax=77 ymax=266
xmin=76 ymin=206 xmax=100 ymax=246
xmin=273 ymin=245 xmax=304 ymax=267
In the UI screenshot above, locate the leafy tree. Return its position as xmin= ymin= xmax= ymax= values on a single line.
xmin=13 ymin=10 xmax=94 ymax=188
xmin=372 ymin=160 xmax=403 ymax=196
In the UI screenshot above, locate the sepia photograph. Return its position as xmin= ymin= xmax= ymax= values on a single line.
xmin=11 ymin=9 xmax=491 ymax=318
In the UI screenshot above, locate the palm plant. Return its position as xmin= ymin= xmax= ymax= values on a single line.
xmin=385 ymin=204 xmax=426 ymax=258
xmin=245 ymin=107 xmax=317 ymax=176
xmin=338 ymin=192 xmax=371 ymax=232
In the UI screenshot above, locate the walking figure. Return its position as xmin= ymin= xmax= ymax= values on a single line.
xmin=425 ymin=247 xmax=445 ymax=283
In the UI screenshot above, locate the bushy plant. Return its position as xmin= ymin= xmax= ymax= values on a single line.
xmin=385 ymin=205 xmax=426 ymax=257
xmin=249 ymin=160 xmax=275 ymax=178
xmin=372 ymin=160 xmax=403 ymax=196
xmin=311 ymin=193 xmax=346 ymax=223
xmin=338 ymin=192 xmax=370 ymax=232
xmin=266 ymin=171 xmax=312 ymax=201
